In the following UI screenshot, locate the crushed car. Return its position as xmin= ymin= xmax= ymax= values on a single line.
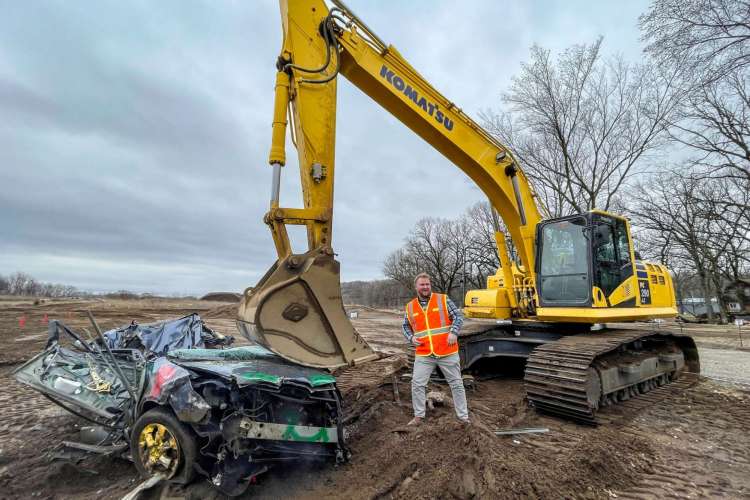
xmin=13 ymin=313 xmax=348 ymax=496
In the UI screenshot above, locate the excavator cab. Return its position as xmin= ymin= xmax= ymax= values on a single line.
xmin=534 ymin=211 xmax=663 ymax=318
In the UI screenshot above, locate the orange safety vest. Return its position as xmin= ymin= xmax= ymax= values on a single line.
xmin=405 ymin=293 xmax=457 ymax=357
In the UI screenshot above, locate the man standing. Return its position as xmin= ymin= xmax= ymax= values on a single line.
xmin=403 ymin=273 xmax=469 ymax=425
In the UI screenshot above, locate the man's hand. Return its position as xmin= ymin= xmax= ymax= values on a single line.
xmin=447 ymin=333 xmax=458 ymax=345
xmin=410 ymin=336 xmax=421 ymax=347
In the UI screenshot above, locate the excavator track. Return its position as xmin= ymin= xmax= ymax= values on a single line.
xmin=524 ymin=329 xmax=700 ymax=425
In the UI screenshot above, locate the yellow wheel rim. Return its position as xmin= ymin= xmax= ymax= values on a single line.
xmin=138 ymin=423 xmax=181 ymax=479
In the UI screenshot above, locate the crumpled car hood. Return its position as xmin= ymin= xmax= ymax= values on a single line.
xmin=166 ymin=346 xmax=336 ymax=388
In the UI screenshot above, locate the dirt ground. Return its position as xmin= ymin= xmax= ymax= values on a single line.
xmin=0 ymin=297 xmax=749 ymax=499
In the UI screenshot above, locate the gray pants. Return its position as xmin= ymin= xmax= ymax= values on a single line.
xmin=411 ymin=353 xmax=468 ymax=420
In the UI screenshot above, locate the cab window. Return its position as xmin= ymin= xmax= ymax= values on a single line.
xmin=538 ymin=217 xmax=589 ymax=304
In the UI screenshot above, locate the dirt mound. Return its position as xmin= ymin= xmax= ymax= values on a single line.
xmin=311 ymin=379 xmax=655 ymax=500
xmin=202 ymin=303 xmax=237 ymax=319
xmin=200 ymin=292 xmax=241 ymax=302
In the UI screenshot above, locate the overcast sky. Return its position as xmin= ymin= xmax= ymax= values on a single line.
xmin=0 ymin=0 xmax=651 ymax=295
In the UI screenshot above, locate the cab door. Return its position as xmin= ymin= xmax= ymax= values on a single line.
xmin=591 ymin=215 xmax=634 ymax=305
xmin=535 ymin=215 xmax=592 ymax=307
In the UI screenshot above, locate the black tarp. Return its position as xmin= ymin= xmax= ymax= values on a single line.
xmin=102 ymin=313 xmax=220 ymax=357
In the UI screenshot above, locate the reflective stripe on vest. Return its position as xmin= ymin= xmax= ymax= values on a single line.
xmin=405 ymin=293 xmax=457 ymax=357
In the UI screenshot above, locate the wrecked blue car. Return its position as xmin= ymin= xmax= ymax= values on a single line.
xmin=13 ymin=314 xmax=347 ymax=496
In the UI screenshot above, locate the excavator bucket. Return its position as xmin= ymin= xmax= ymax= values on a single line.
xmin=237 ymin=249 xmax=379 ymax=369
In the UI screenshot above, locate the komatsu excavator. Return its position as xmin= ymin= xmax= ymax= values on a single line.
xmin=238 ymin=0 xmax=699 ymax=424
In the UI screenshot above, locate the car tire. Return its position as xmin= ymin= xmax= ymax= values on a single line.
xmin=131 ymin=406 xmax=197 ymax=484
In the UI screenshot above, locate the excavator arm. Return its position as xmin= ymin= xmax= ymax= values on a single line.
xmin=238 ymin=0 xmax=541 ymax=368
xmin=268 ymin=0 xmax=541 ymax=267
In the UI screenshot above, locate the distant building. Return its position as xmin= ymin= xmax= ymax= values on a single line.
xmin=724 ymin=278 xmax=750 ymax=316
xmin=678 ymin=278 xmax=750 ymax=318
xmin=678 ymin=297 xmax=720 ymax=317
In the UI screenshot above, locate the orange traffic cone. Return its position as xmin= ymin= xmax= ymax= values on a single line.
xmin=42 ymin=314 xmax=49 ymax=325
xmin=19 ymin=316 xmax=26 ymax=329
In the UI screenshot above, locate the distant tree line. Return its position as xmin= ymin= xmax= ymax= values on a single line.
xmin=341 ymin=279 xmax=411 ymax=309
xmin=0 ymin=272 xmax=79 ymax=297
xmin=0 ymin=271 xmax=195 ymax=300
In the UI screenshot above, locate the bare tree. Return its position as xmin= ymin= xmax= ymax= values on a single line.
xmin=8 ymin=272 xmax=34 ymax=296
xmin=382 ymin=248 xmax=421 ymax=292
xmin=640 ymin=0 xmax=750 ymax=183
xmin=481 ymin=38 xmax=681 ymax=216
xmin=382 ymin=202 xmax=519 ymax=305
xmin=462 ymin=202 xmax=500 ymax=289
xmin=701 ymin=178 xmax=750 ymax=312
xmin=668 ymin=71 xmax=750 ymax=185
xmin=629 ymin=173 xmax=717 ymax=320
xmin=629 ymin=170 xmax=749 ymax=322
xmin=460 ymin=201 xmax=524 ymax=290
xmin=640 ymin=0 xmax=750 ymax=81
xmin=38 ymin=282 xmax=76 ymax=298
xmin=383 ymin=217 xmax=467 ymax=302
xmin=640 ymin=0 xmax=750 ymax=252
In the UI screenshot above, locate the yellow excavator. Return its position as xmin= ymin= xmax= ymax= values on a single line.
xmin=238 ymin=0 xmax=699 ymax=423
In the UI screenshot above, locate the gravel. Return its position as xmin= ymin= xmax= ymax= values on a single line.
xmin=698 ymin=347 xmax=750 ymax=387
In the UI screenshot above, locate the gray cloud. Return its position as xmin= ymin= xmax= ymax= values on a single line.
xmin=0 ymin=0 xmax=650 ymax=295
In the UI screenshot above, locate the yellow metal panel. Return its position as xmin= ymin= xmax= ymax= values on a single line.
xmin=486 ymin=273 xmax=503 ymax=289
xmin=464 ymin=288 xmax=512 ymax=319
xmin=608 ymin=276 xmax=637 ymax=307
xmin=536 ymin=306 xmax=677 ymax=323
xmin=591 ymin=286 xmax=608 ymax=307
xmin=589 ymin=209 xmax=627 ymax=221
xmin=641 ymin=266 xmax=677 ymax=309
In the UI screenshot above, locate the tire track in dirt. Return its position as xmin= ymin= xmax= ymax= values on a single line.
xmin=0 ymin=369 xmax=140 ymax=499
xmin=612 ymin=376 xmax=750 ymax=499
xmin=503 ymin=374 xmax=749 ymax=499
xmin=0 ymin=370 xmax=64 ymax=439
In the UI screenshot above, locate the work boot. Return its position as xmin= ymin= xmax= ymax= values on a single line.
xmin=407 ymin=416 xmax=423 ymax=426
xmin=457 ymin=417 xmax=471 ymax=426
